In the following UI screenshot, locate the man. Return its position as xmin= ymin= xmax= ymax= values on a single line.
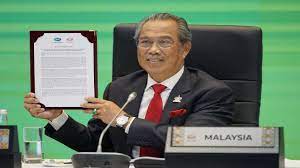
xmin=24 ymin=13 xmax=234 ymax=158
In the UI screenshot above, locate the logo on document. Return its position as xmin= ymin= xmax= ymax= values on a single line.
xmin=53 ymin=37 xmax=61 ymax=42
xmin=53 ymin=37 xmax=62 ymax=43
xmin=66 ymin=37 xmax=73 ymax=42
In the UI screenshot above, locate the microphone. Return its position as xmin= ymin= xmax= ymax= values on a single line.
xmin=96 ymin=92 xmax=137 ymax=152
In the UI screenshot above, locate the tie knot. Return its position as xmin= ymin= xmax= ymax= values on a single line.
xmin=152 ymin=84 xmax=166 ymax=94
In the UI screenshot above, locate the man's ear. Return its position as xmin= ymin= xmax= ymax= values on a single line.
xmin=182 ymin=41 xmax=192 ymax=58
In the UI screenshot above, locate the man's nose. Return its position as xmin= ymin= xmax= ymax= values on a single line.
xmin=148 ymin=42 xmax=160 ymax=54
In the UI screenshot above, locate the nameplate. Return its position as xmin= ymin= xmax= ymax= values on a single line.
xmin=171 ymin=127 xmax=275 ymax=147
xmin=0 ymin=128 xmax=10 ymax=149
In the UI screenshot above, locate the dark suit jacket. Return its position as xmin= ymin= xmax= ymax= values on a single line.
xmin=45 ymin=67 xmax=234 ymax=157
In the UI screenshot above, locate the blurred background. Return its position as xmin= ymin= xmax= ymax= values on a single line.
xmin=0 ymin=0 xmax=299 ymax=159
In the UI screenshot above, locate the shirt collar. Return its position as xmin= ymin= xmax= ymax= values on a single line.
xmin=145 ymin=66 xmax=184 ymax=91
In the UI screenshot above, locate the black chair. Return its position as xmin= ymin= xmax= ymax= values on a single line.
xmin=112 ymin=24 xmax=262 ymax=126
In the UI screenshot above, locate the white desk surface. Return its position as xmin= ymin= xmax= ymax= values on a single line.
xmin=286 ymin=158 xmax=300 ymax=168
xmin=22 ymin=158 xmax=300 ymax=168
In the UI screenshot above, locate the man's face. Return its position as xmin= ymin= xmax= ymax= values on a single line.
xmin=137 ymin=20 xmax=191 ymax=82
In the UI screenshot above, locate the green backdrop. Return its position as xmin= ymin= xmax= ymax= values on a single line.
xmin=0 ymin=0 xmax=299 ymax=159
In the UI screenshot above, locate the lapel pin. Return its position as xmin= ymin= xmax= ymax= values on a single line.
xmin=173 ymin=95 xmax=182 ymax=103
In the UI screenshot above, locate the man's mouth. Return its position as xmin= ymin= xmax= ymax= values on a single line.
xmin=146 ymin=57 xmax=163 ymax=63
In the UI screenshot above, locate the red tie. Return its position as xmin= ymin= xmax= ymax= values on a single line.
xmin=140 ymin=84 xmax=166 ymax=157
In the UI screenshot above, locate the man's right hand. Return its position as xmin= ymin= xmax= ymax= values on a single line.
xmin=23 ymin=92 xmax=63 ymax=121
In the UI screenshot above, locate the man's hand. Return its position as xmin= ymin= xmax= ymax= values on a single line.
xmin=81 ymin=97 xmax=126 ymax=127
xmin=23 ymin=92 xmax=63 ymax=121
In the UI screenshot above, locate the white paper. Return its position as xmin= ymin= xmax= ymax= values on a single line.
xmin=33 ymin=33 xmax=95 ymax=107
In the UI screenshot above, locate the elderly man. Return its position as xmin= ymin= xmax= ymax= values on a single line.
xmin=24 ymin=13 xmax=234 ymax=158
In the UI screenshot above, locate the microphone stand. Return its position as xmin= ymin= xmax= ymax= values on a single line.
xmin=71 ymin=92 xmax=137 ymax=168
xmin=97 ymin=92 xmax=136 ymax=152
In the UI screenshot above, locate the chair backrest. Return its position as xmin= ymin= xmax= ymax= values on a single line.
xmin=112 ymin=24 xmax=262 ymax=126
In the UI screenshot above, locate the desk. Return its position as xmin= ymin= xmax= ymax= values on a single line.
xmin=22 ymin=159 xmax=72 ymax=168
xmin=22 ymin=159 xmax=135 ymax=168
xmin=22 ymin=158 xmax=300 ymax=168
xmin=286 ymin=159 xmax=300 ymax=168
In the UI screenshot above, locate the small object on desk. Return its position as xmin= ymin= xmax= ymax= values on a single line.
xmin=131 ymin=156 xmax=166 ymax=168
xmin=0 ymin=109 xmax=8 ymax=125
xmin=72 ymin=152 xmax=131 ymax=168
xmin=42 ymin=159 xmax=72 ymax=167
xmin=23 ymin=127 xmax=43 ymax=164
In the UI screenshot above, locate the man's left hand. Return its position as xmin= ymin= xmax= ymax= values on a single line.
xmin=81 ymin=97 xmax=125 ymax=126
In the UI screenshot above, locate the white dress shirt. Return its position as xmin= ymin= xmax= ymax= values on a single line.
xmin=130 ymin=66 xmax=184 ymax=158
xmin=48 ymin=66 xmax=185 ymax=158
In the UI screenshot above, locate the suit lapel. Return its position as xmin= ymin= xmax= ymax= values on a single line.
xmin=119 ymin=69 xmax=192 ymax=124
xmin=161 ymin=68 xmax=191 ymax=123
xmin=123 ymin=73 xmax=147 ymax=117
